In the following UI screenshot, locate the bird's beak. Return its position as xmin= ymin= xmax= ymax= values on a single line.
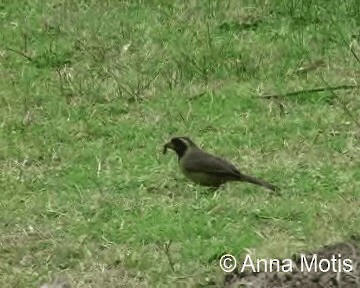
xmin=163 ymin=141 xmax=174 ymax=154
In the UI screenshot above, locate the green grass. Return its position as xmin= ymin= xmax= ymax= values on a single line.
xmin=1 ymin=0 xmax=359 ymax=287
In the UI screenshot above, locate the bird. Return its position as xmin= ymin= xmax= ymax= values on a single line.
xmin=163 ymin=136 xmax=278 ymax=191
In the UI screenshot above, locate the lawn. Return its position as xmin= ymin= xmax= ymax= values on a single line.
xmin=0 ymin=0 xmax=359 ymax=287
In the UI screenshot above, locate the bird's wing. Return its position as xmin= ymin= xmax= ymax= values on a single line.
xmin=182 ymin=152 xmax=241 ymax=178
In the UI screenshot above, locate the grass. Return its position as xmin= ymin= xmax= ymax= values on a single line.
xmin=1 ymin=0 xmax=359 ymax=287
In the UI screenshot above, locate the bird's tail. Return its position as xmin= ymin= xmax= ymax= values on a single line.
xmin=240 ymin=173 xmax=279 ymax=192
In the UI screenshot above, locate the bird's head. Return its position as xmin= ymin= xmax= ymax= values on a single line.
xmin=163 ymin=137 xmax=197 ymax=158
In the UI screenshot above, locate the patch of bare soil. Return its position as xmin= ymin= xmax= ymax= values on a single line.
xmin=224 ymin=241 xmax=360 ymax=288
